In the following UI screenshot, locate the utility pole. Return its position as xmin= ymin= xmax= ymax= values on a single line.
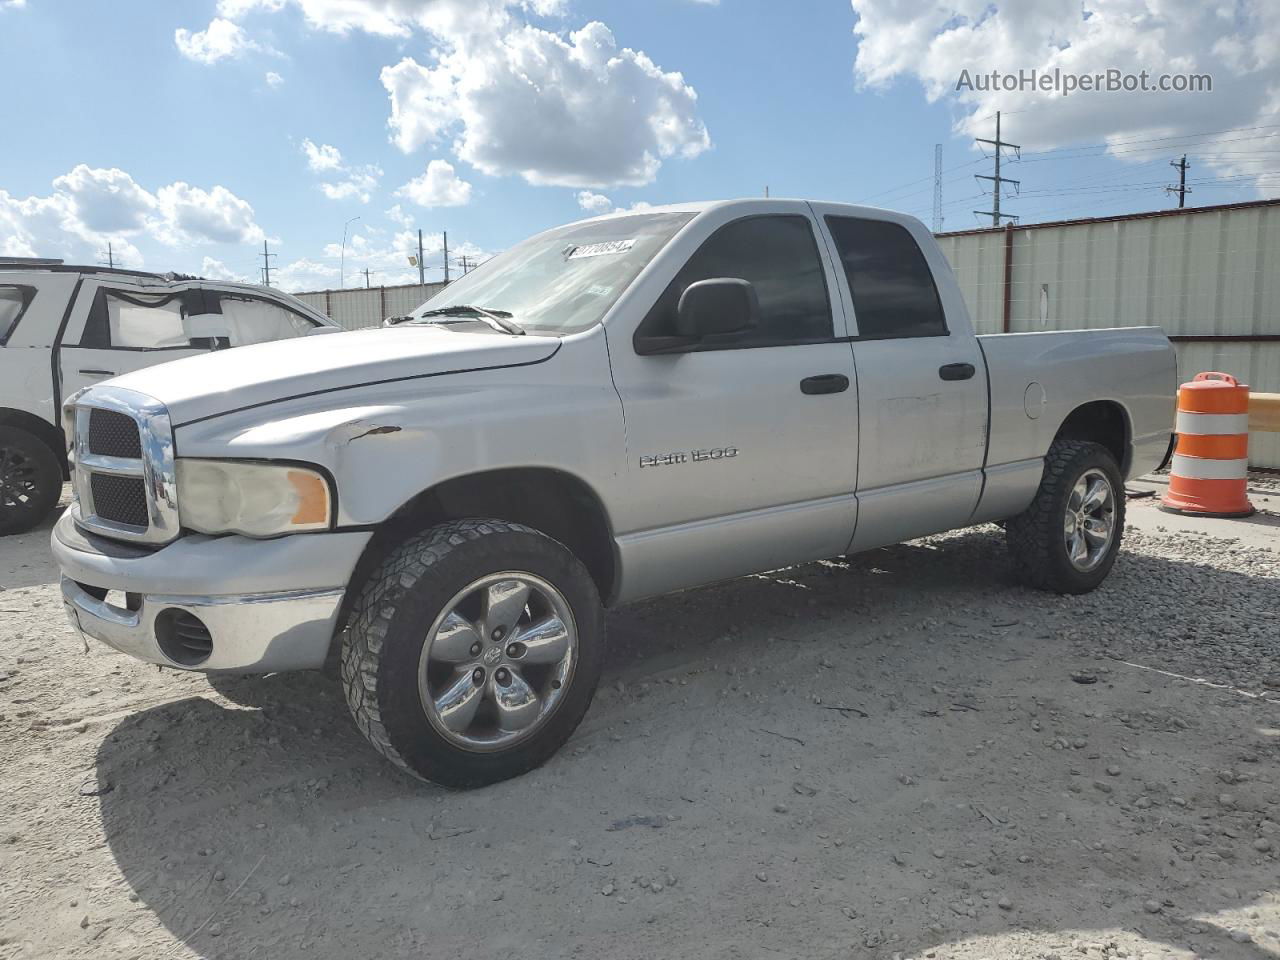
xmin=932 ymin=144 xmax=944 ymax=233
xmin=417 ymin=229 xmax=425 ymax=286
xmin=442 ymin=231 xmax=450 ymax=284
xmin=455 ymin=254 xmax=475 ymax=275
xmin=361 ymin=268 xmax=374 ymax=288
xmin=973 ymin=111 xmax=1021 ymax=226
xmin=764 ymin=185 xmax=769 ymax=198
xmin=98 ymin=242 xmax=117 ymax=269
xmin=1166 ymin=155 xmax=1191 ymax=208
xmin=260 ymin=240 xmax=276 ymax=287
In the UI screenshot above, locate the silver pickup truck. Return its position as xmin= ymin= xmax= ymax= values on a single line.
xmin=52 ymin=199 xmax=1176 ymax=787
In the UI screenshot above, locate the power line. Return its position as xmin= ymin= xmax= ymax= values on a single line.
xmin=974 ymin=110 xmax=1021 ymax=225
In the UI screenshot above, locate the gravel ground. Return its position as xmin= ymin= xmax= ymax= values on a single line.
xmin=0 ymin=482 xmax=1277 ymax=960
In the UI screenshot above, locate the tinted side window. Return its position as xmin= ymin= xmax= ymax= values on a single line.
xmin=638 ymin=215 xmax=832 ymax=349
xmin=825 ymin=217 xmax=947 ymax=339
xmin=0 ymin=285 xmax=36 ymax=346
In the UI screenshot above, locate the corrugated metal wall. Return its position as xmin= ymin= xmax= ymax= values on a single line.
xmin=293 ymin=282 xmax=447 ymax=331
xmin=937 ymin=200 xmax=1280 ymax=467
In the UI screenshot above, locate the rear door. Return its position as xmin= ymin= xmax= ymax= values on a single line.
xmin=812 ymin=207 xmax=989 ymax=551
xmin=56 ymin=280 xmax=207 ymax=403
xmin=605 ymin=204 xmax=860 ymax=600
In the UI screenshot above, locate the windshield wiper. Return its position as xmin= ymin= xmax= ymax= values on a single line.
xmin=415 ymin=305 xmax=524 ymax=336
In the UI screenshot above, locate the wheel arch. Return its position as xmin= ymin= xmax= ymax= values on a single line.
xmin=338 ymin=466 xmax=619 ymax=637
xmin=0 ymin=406 xmax=69 ymax=478
xmin=1051 ymin=400 xmax=1131 ymax=475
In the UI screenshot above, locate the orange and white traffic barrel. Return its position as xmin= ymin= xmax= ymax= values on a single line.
xmin=1160 ymin=372 xmax=1254 ymax=518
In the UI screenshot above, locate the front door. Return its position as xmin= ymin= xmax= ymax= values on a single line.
xmin=605 ymin=204 xmax=860 ymax=601
xmin=57 ymin=280 xmax=207 ymax=405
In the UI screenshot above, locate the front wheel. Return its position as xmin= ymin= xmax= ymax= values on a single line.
xmin=1006 ymin=439 xmax=1125 ymax=594
xmin=340 ymin=519 xmax=605 ymax=788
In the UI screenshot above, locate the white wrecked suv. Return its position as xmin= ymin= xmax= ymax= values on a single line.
xmin=53 ymin=200 xmax=1177 ymax=787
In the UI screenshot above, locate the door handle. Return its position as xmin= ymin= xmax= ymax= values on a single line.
xmin=800 ymin=374 xmax=850 ymax=395
xmin=78 ymin=368 xmax=117 ymax=377
xmin=938 ymin=362 xmax=976 ymax=381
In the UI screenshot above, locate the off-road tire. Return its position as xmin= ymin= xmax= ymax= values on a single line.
xmin=0 ymin=427 xmax=63 ymax=536
xmin=340 ymin=518 xmax=605 ymax=788
xmin=1006 ymin=439 xmax=1125 ymax=595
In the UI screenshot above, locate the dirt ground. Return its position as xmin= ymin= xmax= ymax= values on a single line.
xmin=1 ymin=480 xmax=1278 ymax=960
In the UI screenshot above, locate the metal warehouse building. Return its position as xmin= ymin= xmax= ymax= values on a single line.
xmin=937 ymin=198 xmax=1280 ymax=467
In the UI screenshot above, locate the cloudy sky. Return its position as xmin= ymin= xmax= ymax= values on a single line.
xmin=2 ymin=0 xmax=1278 ymax=291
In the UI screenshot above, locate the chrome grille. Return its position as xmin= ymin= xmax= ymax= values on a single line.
xmin=87 ymin=409 xmax=142 ymax=459
xmin=70 ymin=386 xmax=179 ymax=544
xmin=89 ymin=474 xmax=149 ymax=527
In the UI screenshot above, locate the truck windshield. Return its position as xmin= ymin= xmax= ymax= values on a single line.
xmin=406 ymin=212 xmax=694 ymax=335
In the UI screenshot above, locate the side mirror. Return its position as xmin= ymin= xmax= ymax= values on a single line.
xmin=675 ymin=278 xmax=759 ymax=338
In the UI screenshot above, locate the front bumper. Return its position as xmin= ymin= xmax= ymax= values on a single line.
xmin=52 ymin=509 xmax=372 ymax=673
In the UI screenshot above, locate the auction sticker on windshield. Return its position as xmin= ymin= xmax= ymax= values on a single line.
xmin=567 ymin=239 xmax=637 ymax=259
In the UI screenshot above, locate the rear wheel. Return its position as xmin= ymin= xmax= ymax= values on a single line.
xmin=0 ymin=427 xmax=62 ymax=536
xmin=1006 ymin=439 xmax=1125 ymax=594
xmin=340 ymin=519 xmax=604 ymax=787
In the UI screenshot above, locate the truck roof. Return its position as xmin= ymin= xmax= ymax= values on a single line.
xmin=0 ymin=258 xmax=332 ymax=324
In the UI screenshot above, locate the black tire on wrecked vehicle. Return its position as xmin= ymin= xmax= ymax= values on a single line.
xmin=0 ymin=426 xmax=63 ymax=536
xmin=340 ymin=518 xmax=605 ymax=788
xmin=1005 ymin=439 xmax=1126 ymax=595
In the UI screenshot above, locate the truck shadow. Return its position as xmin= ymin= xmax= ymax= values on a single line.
xmin=92 ymin=526 xmax=1279 ymax=959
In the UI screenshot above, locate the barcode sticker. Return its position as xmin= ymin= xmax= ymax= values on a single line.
xmin=567 ymin=239 xmax=637 ymax=259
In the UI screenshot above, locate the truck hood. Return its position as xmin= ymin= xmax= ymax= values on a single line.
xmin=103 ymin=326 xmax=561 ymax=425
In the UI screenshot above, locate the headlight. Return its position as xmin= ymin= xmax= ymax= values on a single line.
xmin=176 ymin=460 xmax=333 ymax=537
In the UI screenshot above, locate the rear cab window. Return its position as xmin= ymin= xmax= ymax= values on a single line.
xmin=636 ymin=214 xmax=833 ymax=351
xmin=824 ymin=216 xmax=948 ymax=339
xmin=0 ymin=285 xmax=37 ymax=346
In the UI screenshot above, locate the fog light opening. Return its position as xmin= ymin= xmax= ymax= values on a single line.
xmin=155 ymin=608 xmax=213 ymax=667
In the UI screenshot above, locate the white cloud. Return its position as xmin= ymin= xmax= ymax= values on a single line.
xmin=576 ymin=191 xmax=613 ymax=214
xmin=300 ymin=139 xmax=382 ymax=203
xmin=174 ymin=17 xmax=270 ymax=63
xmin=850 ymin=0 xmax=1280 ymax=191
xmin=0 ymin=166 xmax=265 ymax=265
xmin=276 ymin=257 xmax=340 ymax=292
xmin=201 ymin=256 xmax=252 ymax=282
xmin=1 ymin=0 xmax=28 ymax=9
xmin=381 ymin=18 xmax=710 ymax=188
xmin=217 ymin=0 xmax=286 ymax=17
xmin=385 ymin=203 xmax=415 ymax=227
xmin=154 ymin=182 xmax=266 ymax=244
xmin=204 ymin=0 xmax=710 ymax=189
xmin=395 ymin=159 xmax=473 ymax=208
xmin=320 ymin=167 xmax=381 ymax=203
xmin=301 ymin=138 xmax=344 ymax=172
xmin=265 ymin=70 xmax=285 ymax=87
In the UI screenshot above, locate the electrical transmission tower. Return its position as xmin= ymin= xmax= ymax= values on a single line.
xmin=973 ymin=111 xmax=1021 ymax=226
xmin=1166 ymin=155 xmax=1191 ymax=208
xmin=260 ymin=240 xmax=276 ymax=287
xmin=932 ymin=144 xmax=944 ymax=233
